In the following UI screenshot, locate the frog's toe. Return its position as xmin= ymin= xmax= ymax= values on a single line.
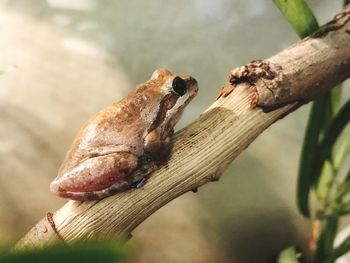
xmin=130 ymin=177 xmax=148 ymax=189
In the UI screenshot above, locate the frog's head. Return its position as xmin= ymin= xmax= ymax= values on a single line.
xmin=147 ymin=68 xmax=198 ymax=139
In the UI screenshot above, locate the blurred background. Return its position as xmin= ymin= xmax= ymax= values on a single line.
xmin=0 ymin=0 xmax=348 ymax=262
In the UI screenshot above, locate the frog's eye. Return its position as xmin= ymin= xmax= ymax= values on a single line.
xmin=172 ymin=77 xmax=187 ymax=96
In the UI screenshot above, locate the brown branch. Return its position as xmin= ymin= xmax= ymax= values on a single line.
xmin=15 ymin=6 xmax=350 ymax=250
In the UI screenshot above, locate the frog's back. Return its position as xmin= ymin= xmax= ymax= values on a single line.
xmin=59 ymin=83 xmax=163 ymax=173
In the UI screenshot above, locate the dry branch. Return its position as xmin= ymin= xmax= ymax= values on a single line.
xmin=15 ymin=6 xmax=350 ymax=250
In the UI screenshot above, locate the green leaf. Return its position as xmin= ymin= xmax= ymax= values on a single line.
xmin=273 ymin=0 xmax=345 ymax=217
xmin=314 ymin=214 xmax=339 ymax=263
xmin=334 ymin=169 xmax=350 ymax=204
xmin=299 ymin=98 xmax=349 ymax=216
xmin=316 ymin=160 xmax=334 ymax=202
xmin=323 ymin=85 xmax=342 ymax=130
xmin=329 ymin=86 xmax=342 ymax=119
xmin=330 ymin=231 xmax=350 ymax=261
xmin=337 ymin=202 xmax=350 ymax=216
xmin=297 ymin=95 xmax=329 ymax=216
xmin=315 ymin=93 xmax=346 ymax=201
xmin=0 ymin=241 xmax=129 ymax=263
xmin=316 ymin=100 xmax=350 ymax=177
xmin=277 ymin=247 xmax=300 ymax=263
xmin=272 ymin=0 xmax=326 ymax=217
xmin=333 ymin=128 xmax=350 ymax=169
xmin=272 ymin=0 xmax=319 ymax=38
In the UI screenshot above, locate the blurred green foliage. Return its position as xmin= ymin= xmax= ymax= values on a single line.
xmin=277 ymin=247 xmax=300 ymax=263
xmin=0 ymin=240 xmax=129 ymax=263
xmin=273 ymin=0 xmax=350 ymax=262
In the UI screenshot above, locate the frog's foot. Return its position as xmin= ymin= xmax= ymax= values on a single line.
xmin=130 ymin=177 xmax=148 ymax=189
xmin=126 ymin=159 xmax=157 ymax=189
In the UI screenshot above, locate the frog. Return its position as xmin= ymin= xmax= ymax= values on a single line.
xmin=50 ymin=68 xmax=198 ymax=201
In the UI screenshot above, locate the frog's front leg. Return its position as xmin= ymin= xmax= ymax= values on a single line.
xmin=144 ymin=127 xmax=173 ymax=162
xmin=50 ymin=152 xmax=138 ymax=201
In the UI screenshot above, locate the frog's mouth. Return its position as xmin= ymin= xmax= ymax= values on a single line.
xmin=162 ymin=100 xmax=190 ymax=136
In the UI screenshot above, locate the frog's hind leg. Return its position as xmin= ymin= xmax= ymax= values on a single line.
xmin=50 ymin=152 xmax=138 ymax=201
xmin=58 ymin=181 xmax=131 ymax=201
xmin=60 ymin=170 xmax=155 ymax=200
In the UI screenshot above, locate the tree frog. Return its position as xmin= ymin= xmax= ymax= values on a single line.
xmin=50 ymin=68 xmax=198 ymax=201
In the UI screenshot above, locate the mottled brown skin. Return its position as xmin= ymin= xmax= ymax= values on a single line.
xmin=50 ymin=68 xmax=198 ymax=201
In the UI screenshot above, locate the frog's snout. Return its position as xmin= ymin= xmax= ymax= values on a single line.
xmin=178 ymin=74 xmax=198 ymax=93
xmin=187 ymin=76 xmax=199 ymax=94
xmin=188 ymin=76 xmax=198 ymax=86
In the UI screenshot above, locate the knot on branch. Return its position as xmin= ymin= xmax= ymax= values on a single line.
xmin=229 ymin=60 xmax=276 ymax=86
xmin=217 ymin=60 xmax=284 ymax=109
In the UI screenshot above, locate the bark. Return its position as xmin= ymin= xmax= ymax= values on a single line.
xmin=15 ymin=6 xmax=350 ymax=250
